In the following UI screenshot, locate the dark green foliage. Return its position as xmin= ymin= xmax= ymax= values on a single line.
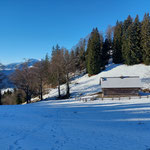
xmin=141 ymin=13 xmax=150 ymax=65
xmin=16 ymin=93 xmax=23 ymax=104
xmin=102 ymin=39 xmax=110 ymax=66
xmin=122 ymin=15 xmax=143 ymax=65
xmin=122 ymin=16 xmax=133 ymax=64
xmin=113 ymin=21 xmax=123 ymax=63
xmin=87 ymin=28 xmax=103 ymax=75
xmin=131 ymin=15 xmax=142 ymax=64
xmin=73 ymin=39 xmax=86 ymax=71
xmin=123 ymin=15 xmax=133 ymax=33
xmin=79 ymin=39 xmax=86 ymax=70
xmin=122 ymin=25 xmax=133 ymax=65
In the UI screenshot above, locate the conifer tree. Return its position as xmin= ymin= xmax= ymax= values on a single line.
xmin=122 ymin=15 xmax=133 ymax=64
xmin=122 ymin=25 xmax=132 ymax=65
xmin=87 ymin=28 xmax=102 ymax=75
xmin=79 ymin=39 xmax=86 ymax=70
xmin=129 ymin=15 xmax=142 ymax=64
xmin=102 ymin=39 xmax=110 ymax=66
xmin=123 ymin=15 xmax=133 ymax=33
xmin=141 ymin=13 xmax=150 ymax=65
xmin=113 ymin=21 xmax=123 ymax=63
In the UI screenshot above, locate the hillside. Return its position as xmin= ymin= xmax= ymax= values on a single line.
xmin=44 ymin=63 xmax=150 ymax=99
xmin=0 ymin=63 xmax=150 ymax=149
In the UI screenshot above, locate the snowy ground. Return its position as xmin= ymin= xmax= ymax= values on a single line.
xmin=0 ymin=98 xmax=150 ymax=150
xmin=44 ymin=63 xmax=150 ymax=99
xmin=1 ymin=63 xmax=150 ymax=150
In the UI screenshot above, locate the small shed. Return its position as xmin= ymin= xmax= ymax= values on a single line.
xmin=100 ymin=76 xmax=142 ymax=97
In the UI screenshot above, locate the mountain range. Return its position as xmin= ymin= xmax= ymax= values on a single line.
xmin=1 ymin=59 xmax=39 ymax=88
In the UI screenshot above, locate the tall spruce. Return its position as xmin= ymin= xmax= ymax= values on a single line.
xmin=102 ymin=39 xmax=110 ymax=66
xmin=113 ymin=21 xmax=123 ymax=63
xmin=87 ymin=28 xmax=102 ymax=75
xmin=122 ymin=15 xmax=133 ymax=64
xmin=141 ymin=13 xmax=150 ymax=65
xmin=129 ymin=15 xmax=142 ymax=64
xmin=79 ymin=39 xmax=86 ymax=70
xmin=122 ymin=25 xmax=132 ymax=65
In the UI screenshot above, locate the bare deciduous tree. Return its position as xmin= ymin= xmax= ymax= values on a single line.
xmin=51 ymin=45 xmax=65 ymax=98
xmin=11 ymin=62 xmax=37 ymax=103
xmin=63 ymin=49 xmax=75 ymax=98
xmin=33 ymin=61 xmax=49 ymax=100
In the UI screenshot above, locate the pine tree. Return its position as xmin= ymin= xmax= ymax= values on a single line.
xmin=122 ymin=24 xmax=132 ymax=65
xmin=122 ymin=15 xmax=133 ymax=64
xmin=113 ymin=21 xmax=123 ymax=63
xmin=87 ymin=28 xmax=102 ymax=75
xmin=79 ymin=39 xmax=86 ymax=70
xmin=102 ymin=39 xmax=110 ymax=66
xmin=123 ymin=15 xmax=133 ymax=33
xmin=141 ymin=13 xmax=150 ymax=65
xmin=129 ymin=15 xmax=142 ymax=64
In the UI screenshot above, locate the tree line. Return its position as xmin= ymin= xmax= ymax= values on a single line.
xmin=0 ymin=29 xmax=111 ymax=104
xmin=0 ymin=13 xmax=150 ymax=104
xmin=113 ymin=13 xmax=150 ymax=65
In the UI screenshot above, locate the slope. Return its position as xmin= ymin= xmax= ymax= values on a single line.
xmin=44 ymin=63 xmax=150 ymax=99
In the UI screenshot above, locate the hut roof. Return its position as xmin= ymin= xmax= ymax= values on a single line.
xmin=100 ymin=76 xmax=142 ymax=89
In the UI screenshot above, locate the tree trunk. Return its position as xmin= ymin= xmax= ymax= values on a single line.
xmin=66 ymin=73 xmax=70 ymax=98
xmin=58 ymin=79 xmax=61 ymax=98
xmin=26 ymin=88 xmax=30 ymax=104
xmin=57 ymin=72 xmax=61 ymax=98
xmin=40 ymin=85 xmax=43 ymax=100
xmin=39 ymin=79 xmax=43 ymax=101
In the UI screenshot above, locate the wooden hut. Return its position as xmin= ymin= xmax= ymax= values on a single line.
xmin=100 ymin=76 xmax=142 ymax=97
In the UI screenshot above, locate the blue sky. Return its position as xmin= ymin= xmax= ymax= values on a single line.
xmin=0 ymin=0 xmax=150 ymax=64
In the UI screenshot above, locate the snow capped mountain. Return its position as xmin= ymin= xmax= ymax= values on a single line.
xmin=4 ymin=59 xmax=39 ymax=70
xmin=1 ymin=59 xmax=40 ymax=88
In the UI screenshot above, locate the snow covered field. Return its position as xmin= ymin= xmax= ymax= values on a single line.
xmin=1 ymin=63 xmax=150 ymax=150
xmin=0 ymin=98 xmax=150 ymax=150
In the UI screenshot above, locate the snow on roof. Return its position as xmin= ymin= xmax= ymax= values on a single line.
xmin=100 ymin=76 xmax=142 ymax=88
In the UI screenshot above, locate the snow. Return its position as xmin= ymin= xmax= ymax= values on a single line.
xmin=44 ymin=63 xmax=150 ymax=99
xmin=0 ymin=98 xmax=150 ymax=150
xmin=1 ymin=63 xmax=150 ymax=149
xmin=1 ymin=88 xmax=14 ymax=94
xmin=100 ymin=76 xmax=142 ymax=88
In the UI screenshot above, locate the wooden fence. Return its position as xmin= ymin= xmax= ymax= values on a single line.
xmin=75 ymin=95 xmax=150 ymax=102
